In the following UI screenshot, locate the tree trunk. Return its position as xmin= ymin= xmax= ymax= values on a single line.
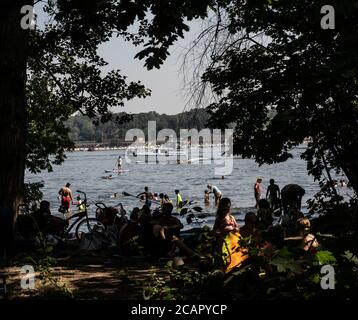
xmin=0 ymin=1 xmax=31 ymax=256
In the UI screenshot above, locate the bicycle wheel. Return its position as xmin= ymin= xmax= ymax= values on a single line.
xmin=75 ymin=218 xmax=106 ymax=241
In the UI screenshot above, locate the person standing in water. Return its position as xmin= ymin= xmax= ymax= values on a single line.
xmin=58 ymin=183 xmax=74 ymax=213
xmin=204 ymin=190 xmax=210 ymax=205
xmin=117 ymin=155 xmax=122 ymax=170
xmin=254 ymin=178 xmax=263 ymax=208
xmin=175 ymin=189 xmax=183 ymax=209
xmin=164 ymin=194 xmax=173 ymax=205
xmin=207 ymin=184 xmax=223 ymax=206
xmin=137 ymin=186 xmax=153 ymax=208
xmin=159 ymin=193 xmax=165 ymax=205
xmin=76 ymin=196 xmax=86 ymax=213
xmin=266 ymin=179 xmax=281 ymax=210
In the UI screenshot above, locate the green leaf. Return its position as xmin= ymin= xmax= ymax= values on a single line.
xmin=277 ymin=246 xmax=294 ymax=259
xmin=309 ymin=274 xmax=321 ymax=284
xmin=342 ymin=251 xmax=358 ymax=265
xmin=315 ymin=251 xmax=336 ymax=266
xmin=270 ymin=256 xmax=302 ymax=273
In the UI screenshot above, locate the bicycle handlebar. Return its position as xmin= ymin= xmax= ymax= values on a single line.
xmin=76 ymin=190 xmax=87 ymax=204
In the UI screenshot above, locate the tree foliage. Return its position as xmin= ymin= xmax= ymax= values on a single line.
xmin=25 ymin=0 xmax=219 ymax=173
xmin=198 ymin=0 xmax=358 ymax=201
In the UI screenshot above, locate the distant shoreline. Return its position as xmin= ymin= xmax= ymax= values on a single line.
xmin=70 ymin=143 xmax=231 ymax=152
xmin=70 ymin=139 xmax=311 ymax=152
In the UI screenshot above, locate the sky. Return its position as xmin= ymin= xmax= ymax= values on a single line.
xmin=97 ymin=29 xmax=199 ymax=115
xmin=36 ymin=3 xmax=205 ymax=115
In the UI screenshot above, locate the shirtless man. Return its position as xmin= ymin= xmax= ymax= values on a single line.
xmin=266 ymin=179 xmax=281 ymax=210
xmin=58 ymin=183 xmax=74 ymax=213
xmin=137 ymin=186 xmax=153 ymax=208
xmin=254 ymin=178 xmax=263 ymax=208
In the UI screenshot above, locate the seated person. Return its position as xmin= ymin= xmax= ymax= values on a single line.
xmin=239 ymin=212 xmax=258 ymax=238
xmin=118 ymin=208 xmax=141 ymax=256
xmin=284 ymin=218 xmax=319 ymax=253
xmin=213 ymin=198 xmax=238 ymax=236
xmin=117 ymin=203 xmax=128 ymax=226
xmin=34 ymin=201 xmax=68 ymax=236
xmin=138 ymin=205 xmax=153 ymax=255
xmin=297 ymin=218 xmax=319 ymax=252
xmin=33 ymin=200 xmax=51 ymax=231
xmin=158 ymin=203 xmax=184 ymax=238
xmin=213 ymin=198 xmax=249 ymax=273
xmin=257 ymin=199 xmax=273 ymax=230
xmin=282 ymin=207 xmax=304 ymax=236
xmin=139 ymin=205 xmax=151 ymax=226
xmin=152 ymin=203 xmax=184 ymax=257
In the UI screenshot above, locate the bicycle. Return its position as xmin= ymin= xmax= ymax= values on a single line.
xmin=64 ymin=190 xmax=106 ymax=240
xmin=94 ymin=201 xmax=128 ymax=227
xmin=17 ymin=190 xmax=105 ymax=241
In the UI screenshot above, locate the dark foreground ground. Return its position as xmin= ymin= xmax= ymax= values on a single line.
xmin=1 ymin=251 xmax=167 ymax=300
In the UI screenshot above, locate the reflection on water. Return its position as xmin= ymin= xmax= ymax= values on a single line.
xmin=26 ymin=146 xmax=348 ymax=229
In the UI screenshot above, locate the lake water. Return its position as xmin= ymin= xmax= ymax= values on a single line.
xmin=25 ymin=146 xmax=347 ymax=230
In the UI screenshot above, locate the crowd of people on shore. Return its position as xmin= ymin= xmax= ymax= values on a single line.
xmin=6 ymin=172 xmax=319 ymax=280
xmin=113 ymin=179 xmax=320 ymax=269
xmin=15 ymin=177 xmax=321 ymax=274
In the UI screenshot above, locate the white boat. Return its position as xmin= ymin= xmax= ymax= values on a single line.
xmin=126 ymin=147 xmax=188 ymax=158
xmin=104 ymin=169 xmax=130 ymax=173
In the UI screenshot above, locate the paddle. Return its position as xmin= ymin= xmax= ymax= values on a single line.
xmin=122 ymin=191 xmax=137 ymax=198
xmin=196 ymin=213 xmax=207 ymax=219
xmin=122 ymin=191 xmax=161 ymax=205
